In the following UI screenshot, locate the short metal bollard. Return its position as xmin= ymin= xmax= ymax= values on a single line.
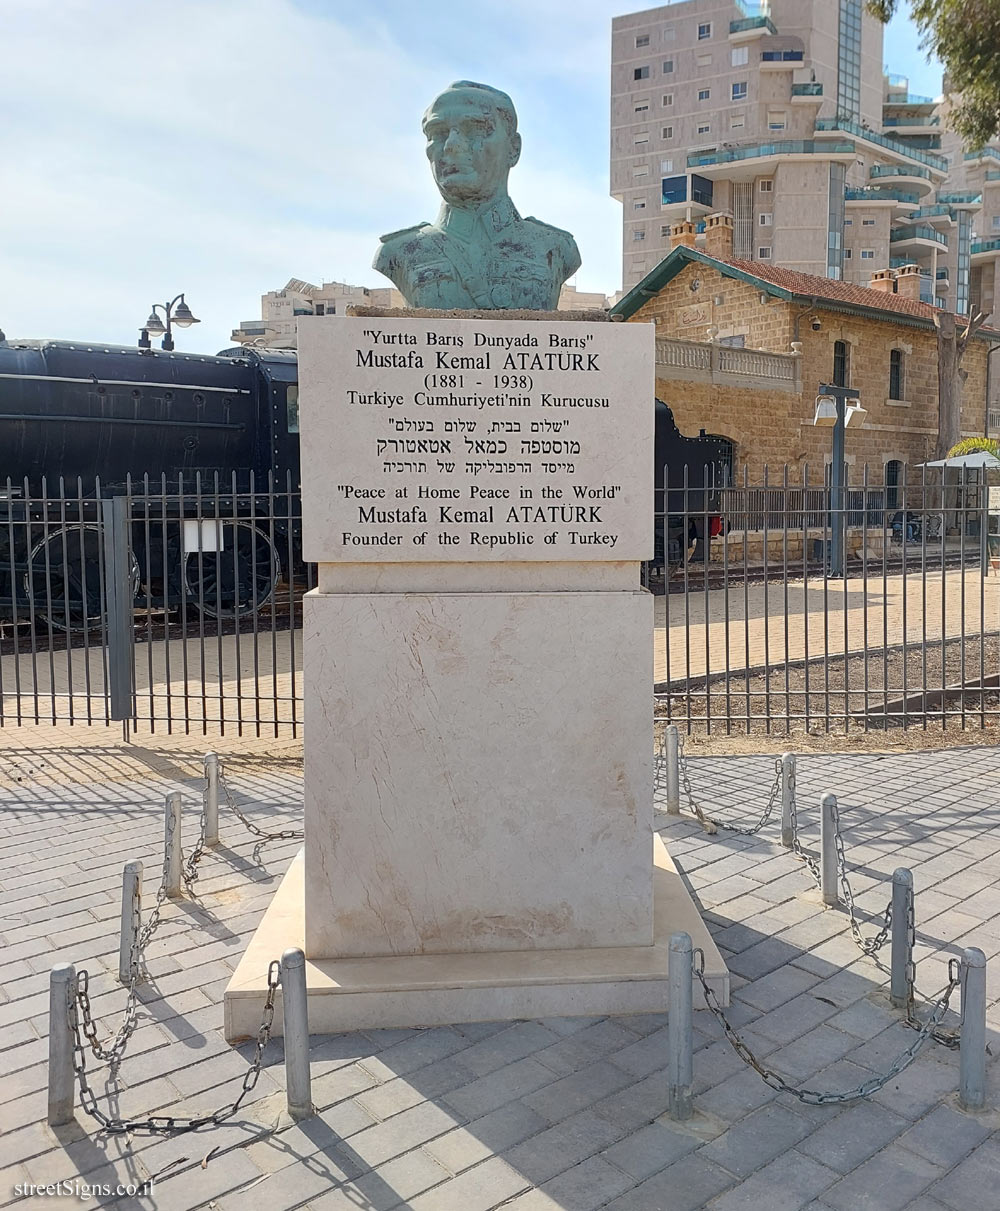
xmin=665 ymin=726 xmax=680 ymax=816
xmin=119 ymin=860 xmax=143 ymax=986
xmin=164 ymin=792 xmax=183 ymax=898
xmin=889 ymin=868 xmax=913 ymax=1009
xmin=820 ymin=792 xmax=839 ymax=907
xmin=281 ymin=948 xmax=314 ymax=1121
xmin=48 ymin=964 xmax=76 ymax=1126
xmin=668 ymin=931 xmax=694 ymax=1120
xmin=959 ymin=947 xmax=987 ymax=1112
xmin=204 ymin=753 xmax=220 ymax=847
xmin=780 ymin=753 xmax=795 ymax=849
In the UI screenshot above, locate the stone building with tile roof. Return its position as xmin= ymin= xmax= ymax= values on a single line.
xmin=611 ymin=214 xmax=1000 ymax=478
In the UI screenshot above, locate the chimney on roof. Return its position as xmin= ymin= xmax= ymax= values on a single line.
xmin=895 ymin=263 xmax=922 ymax=302
xmin=703 ymin=211 xmax=734 ymax=261
xmin=869 ymin=268 xmax=897 ymax=294
xmin=669 ymin=220 xmax=697 ymax=250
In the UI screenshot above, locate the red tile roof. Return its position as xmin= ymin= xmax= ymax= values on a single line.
xmin=720 ymin=256 xmax=994 ymax=330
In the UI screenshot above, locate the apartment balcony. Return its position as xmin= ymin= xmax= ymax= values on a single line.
xmin=890 ymin=224 xmax=949 ymax=250
xmin=661 ymin=173 xmax=715 ymax=215
xmin=937 ymin=192 xmax=982 ymax=209
xmin=815 ymin=117 xmax=949 ymax=174
xmin=869 ymin=163 xmax=935 ymax=198
xmin=845 ymin=186 xmax=919 ymax=217
xmin=729 ymin=15 xmax=777 ymax=41
xmin=883 ymin=92 xmax=936 ymax=109
xmin=965 ymin=147 xmax=1000 ymax=167
xmin=687 ymin=140 xmax=855 ymax=180
xmin=988 ymin=407 xmax=1000 ymax=435
xmin=656 ymin=336 xmax=801 ymax=393
xmin=759 ymin=49 xmax=804 ymax=70
xmin=790 ymin=82 xmax=823 ymax=103
xmin=908 ymin=204 xmax=955 ymax=223
xmin=972 ymin=238 xmax=1000 ymax=261
xmin=882 ymin=114 xmax=941 ymax=136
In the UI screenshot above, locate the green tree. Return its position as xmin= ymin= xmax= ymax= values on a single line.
xmin=866 ymin=0 xmax=1000 ymax=146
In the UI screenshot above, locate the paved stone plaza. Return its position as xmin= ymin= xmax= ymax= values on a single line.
xmin=1 ymin=740 xmax=999 ymax=1210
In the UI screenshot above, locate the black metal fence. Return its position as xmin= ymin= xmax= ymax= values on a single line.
xmin=651 ymin=464 xmax=1000 ymax=735
xmin=0 ymin=474 xmax=314 ymax=736
xmin=0 ymin=466 xmax=996 ymax=737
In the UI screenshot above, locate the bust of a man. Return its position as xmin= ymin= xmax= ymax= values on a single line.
xmin=373 ymin=81 xmax=581 ymax=310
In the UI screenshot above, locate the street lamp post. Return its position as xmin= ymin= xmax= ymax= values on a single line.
xmin=138 ymin=294 xmax=200 ymax=352
xmin=814 ymin=382 xmax=866 ymax=578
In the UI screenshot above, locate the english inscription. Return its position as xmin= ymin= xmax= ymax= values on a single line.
xmin=298 ymin=316 xmax=654 ymax=562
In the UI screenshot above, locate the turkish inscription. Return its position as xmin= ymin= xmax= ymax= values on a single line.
xmin=298 ymin=315 xmax=654 ymax=562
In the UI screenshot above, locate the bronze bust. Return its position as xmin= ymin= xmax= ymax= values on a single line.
xmin=373 ymin=81 xmax=581 ymax=310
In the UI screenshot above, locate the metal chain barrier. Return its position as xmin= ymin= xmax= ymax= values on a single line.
xmin=904 ymin=892 xmax=962 ymax=1050
xmin=694 ymin=949 xmax=960 ymax=1105
xmin=71 ymin=960 xmax=281 ymax=1135
xmin=829 ymin=795 xmax=892 ymax=958
xmin=181 ymin=792 xmax=210 ymax=891
xmin=675 ymin=734 xmax=783 ymax=838
xmin=785 ymin=761 xmax=821 ymax=884
xmin=219 ymin=761 xmax=303 ymax=844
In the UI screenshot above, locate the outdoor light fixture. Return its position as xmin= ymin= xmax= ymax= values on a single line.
xmin=138 ymin=293 xmax=200 ymax=352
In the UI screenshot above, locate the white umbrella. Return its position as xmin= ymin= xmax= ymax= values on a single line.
xmin=920 ymin=451 xmax=1000 ymax=470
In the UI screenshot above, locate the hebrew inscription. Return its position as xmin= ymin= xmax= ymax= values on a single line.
xmin=298 ymin=316 xmax=654 ymax=562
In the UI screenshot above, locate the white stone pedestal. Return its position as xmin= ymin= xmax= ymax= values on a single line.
xmin=223 ymin=313 xmax=728 ymax=1039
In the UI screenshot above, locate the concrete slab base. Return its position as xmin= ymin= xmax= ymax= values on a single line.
xmin=224 ymin=835 xmax=728 ymax=1041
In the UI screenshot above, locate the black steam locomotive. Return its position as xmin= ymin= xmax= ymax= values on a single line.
xmin=0 ymin=336 xmax=731 ymax=627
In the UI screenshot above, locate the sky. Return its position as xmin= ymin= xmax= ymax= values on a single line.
xmin=0 ymin=0 xmax=941 ymax=355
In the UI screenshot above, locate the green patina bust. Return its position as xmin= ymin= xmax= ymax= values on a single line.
xmin=373 ymin=81 xmax=581 ymax=310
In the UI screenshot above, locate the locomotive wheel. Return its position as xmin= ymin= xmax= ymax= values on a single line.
xmin=183 ymin=521 xmax=281 ymax=619
xmin=24 ymin=525 xmax=139 ymax=633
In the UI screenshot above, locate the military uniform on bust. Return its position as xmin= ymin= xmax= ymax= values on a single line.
xmin=375 ymin=199 xmax=580 ymax=311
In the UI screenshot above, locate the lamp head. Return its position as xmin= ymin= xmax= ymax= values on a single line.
xmin=144 ymin=311 xmax=166 ymax=335
xmin=171 ymin=298 xmax=200 ymax=328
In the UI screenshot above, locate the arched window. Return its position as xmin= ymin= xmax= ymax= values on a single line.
xmin=833 ymin=340 xmax=850 ymax=387
xmin=886 ymin=459 xmax=902 ymax=510
xmin=889 ymin=349 xmax=904 ymax=400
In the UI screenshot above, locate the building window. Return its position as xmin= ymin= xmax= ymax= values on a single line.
xmin=767 ymin=111 xmax=786 ymax=130
xmin=833 ymin=340 xmax=850 ymax=387
xmin=633 ymin=229 xmax=646 ymax=241
xmin=697 ymin=52 xmax=712 ymax=67
xmin=837 ymin=0 xmax=863 ymax=122
xmin=663 ymin=59 xmax=674 ymax=73
xmin=889 ymin=349 xmax=904 ymax=400
xmin=732 ymin=82 xmax=748 ymax=101
xmin=635 ymin=34 xmax=650 ymax=47
xmin=758 ymin=246 xmax=772 ymax=259
xmin=862 ymin=217 xmax=876 ymax=226
xmin=662 ymin=126 xmax=673 ymax=139
xmin=843 ymin=248 xmax=852 ymax=258
xmin=860 ymin=249 xmax=875 ymax=259
xmin=633 ymin=200 xmax=646 ymax=210
xmin=992 ymin=216 xmax=1000 ymax=232
xmin=314 ymin=304 xmax=325 ymax=316
xmin=661 ymin=175 xmax=687 ymax=204
xmin=635 ymin=133 xmax=649 ymax=145
xmin=697 ymin=123 xmax=711 ymax=135
xmin=662 ymin=93 xmax=673 ymax=106
xmin=662 ymin=26 xmax=675 ymax=41
xmin=633 ymin=165 xmax=650 ymax=177
xmin=661 ymin=225 xmax=671 ymax=237
xmin=634 ymin=65 xmax=650 ymax=80
xmin=886 ymin=459 xmax=902 ymax=509
xmin=698 ymin=88 xmax=711 ymax=101
xmin=731 ymin=115 xmax=745 ymax=129
xmin=731 ymin=46 xmax=749 ymax=66
xmin=844 ymin=218 xmax=853 ymax=226
xmin=660 ymin=158 xmax=674 ymax=172
xmin=698 ymin=21 xmax=711 ymax=39
xmin=759 ymin=213 xmax=773 ymax=226
xmin=827 ymin=162 xmax=846 ymax=280
xmin=760 ymin=178 xmax=774 ymax=192
xmin=634 ymin=102 xmax=649 ymax=114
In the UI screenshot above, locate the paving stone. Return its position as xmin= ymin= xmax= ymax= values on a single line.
xmin=456 ymin=1021 xmax=559 ymax=1076
xmin=821 ymin=1142 xmax=945 ymax=1211
xmin=706 ymin=1150 xmax=840 ymax=1210
xmin=604 ymin=1151 xmax=735 ymax=1211
xmin=869 ymin=1056 xmax=960 ymax=1120
xmin=769 ymin=1025 xmax=859 ymax=1080
xmin=422 ymin=1101 xmax=549 ymax=1174
xmin=734 ymin=965 xmax=821 ymax=1012
xmin=441 ymin=1058 xmax=557 ymax=1120
xmin=521 ymin=1059 xmax=635 ymax=1123
xmin=796 ymin=1100 xmax=908 ymax=1172
xmin=600 ymin=1119 xmax=701 ymax=1181
xmin=502 ymin=1109 xmax=625 ymax=1185
xmin=535 ymin=1154 xmax=633 ymax=1211
xmin=752 ymin=993 xmax=841 ymax=1045
xmin=344 ymin=1100 xmax=461 ymax=1169
xmin=927 ymin=1136 xmax=1000 ymax=1211
xmin=895 ymin=1103 xmax=992 ymax=1168
xmin=533 ymin=1019 xmax=641 ymax=1077
xmin=700 ymin=1103 xmax=813 ymax=1178
xmin=406 ymin=1156 xmax=530 ymax=1211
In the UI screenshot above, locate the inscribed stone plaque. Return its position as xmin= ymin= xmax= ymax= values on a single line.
xmin=298 ymin=315 xmax=654 ymax=562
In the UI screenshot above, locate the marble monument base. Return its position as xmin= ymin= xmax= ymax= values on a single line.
xmin=224 ymin=835 xmax=728 ymax=1040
